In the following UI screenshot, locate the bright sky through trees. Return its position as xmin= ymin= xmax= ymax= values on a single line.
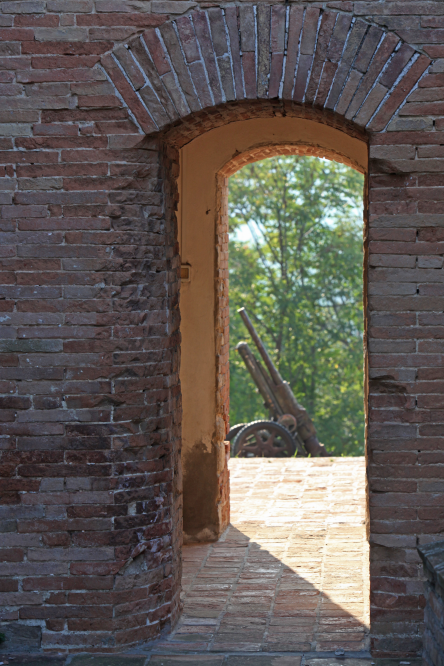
xmin=228 ymin=155 xmax=365 ymax=456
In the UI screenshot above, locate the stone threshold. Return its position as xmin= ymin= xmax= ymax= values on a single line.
xmin=0 ymin=653 xmax=421 ymax=665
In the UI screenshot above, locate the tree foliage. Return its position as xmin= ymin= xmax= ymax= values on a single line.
xmin=228 ymin=155 xmax=365 ymax=456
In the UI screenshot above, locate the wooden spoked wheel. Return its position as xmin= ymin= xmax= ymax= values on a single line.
xmin=232 ymin=420 xmax=297 ymax=458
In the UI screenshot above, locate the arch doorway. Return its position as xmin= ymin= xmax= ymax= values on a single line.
xmin=97 ymin=6 xmax=432 ymax=655
xmin=177 ymin=115 xmax=368 ymax=543
xmin=170 ymin=114 xmax=370 ymax=655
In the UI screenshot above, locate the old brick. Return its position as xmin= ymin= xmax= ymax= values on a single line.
xmin=113 ymin=44 xmax=145 ymax=91
xmin=282 ymin=5 xmax=303 ymax=99
xmin=256 ymin=4 xmax=270 ymax=99
xmin=224 ymin=6 xmax=243 ymax=99
xmin=305 ymin=11 xmax=336 ymax=104
xmin=355 ymin=25 xmax=383 ymax=73
xmin=192 ymin=10 xmax=222 ymax=106
xmin=336 ymin=69 xmax=363 ymax=115
xmin=326 ymin=20 xmax=367 ymax=109
xmin=101 ymin=54 xmax=156 ymax=133
xmin=159 ymin=21 xmax=201 ymax=113
xmin=346 ymin=33 xmax=400 ymax=119
xmin=369 ymin=55 xmax=432 ymax=131
xmin=176 ymin=15 xmax=199 ymax=63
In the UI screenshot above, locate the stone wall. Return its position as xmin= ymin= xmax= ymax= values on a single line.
xmin=1 ymin=0 xmax=444 ymax=656
xmin=418 ymin=541 xmax=444 ymax=666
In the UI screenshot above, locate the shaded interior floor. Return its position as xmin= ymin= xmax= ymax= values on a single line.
xmin=161 ymin=457 xmax=370 ymax=655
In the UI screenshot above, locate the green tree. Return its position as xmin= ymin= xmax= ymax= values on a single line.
xmin=228 ymin=155 xmax=365 ymax=456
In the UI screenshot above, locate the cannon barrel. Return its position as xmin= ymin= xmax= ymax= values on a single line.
xmin=238 ymin=308 xmax=283 ymax=386
xmin=237 ymin=307 xmax=329 ymax=457
xmin=236 ymin=342 xmax=282 ymax=418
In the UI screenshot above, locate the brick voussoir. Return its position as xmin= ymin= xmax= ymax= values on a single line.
xmin=143 ymin=28 xmax=171 ymax=77
xmin=355 ymin=82 xmax=388 ymax=126
xmin=380 ymin=43 xmax=416 ymax=90
xmin=175 ymin=15 xmax=200 ymax=64
xmin=139 ymin=83 xmax=171 ymax=128
xmin=175 ymin=16 xmax=213 ymax=108
xmin=207 ymin=8 xmax=229 ymax=59
xmin=269 ymin=52 xmax=284 ymax=99
xmin=129 ymin=36 xmax=179 ymax=122
xmin=293 ymin=6 xmax=320 ymax=103
xmin=314 ymin=13 xmax=352 ymax=107
xmin=159 ymin=22 xmax=201 ymax=114
xmin=224 ymin=6 xmax=243 ymax=100
xmin=354 ymin=25 xmax=383 ymax=74
xmin=100 ymin=53 xmax=157 ymax=134
xmin=328 ymin=13 xmax=353 ymax=63
xmin=325 ymin=20 xmax=368 ymax=110
xmin=305 ymin=11 xmax=337 ymax=105
xmin=315 ymin=60 xmax=338 ymax=108
xmin=188 ymin=59 xmax=214 ymax=108
xmin=271 ymin=4 xmax=286 ymax=53
xmin=113 ymin=44 xmax=146 ymax=92
xmin=345 ymin=32 xmax=400 ymax=121
xmin=369 ymin=54 xmax=432 ymax=132
xmin=282 ymin=5 xmax=303 ymax=100
xmin=216 ymin=54 xmax=235 ymax=102
xmin=191 ymin=10 xmax=223 ymax=106
xmin=257 ymin=3 xmax=271 ymax=99
xmin=268 ymin=5 xmax=286 ymax=99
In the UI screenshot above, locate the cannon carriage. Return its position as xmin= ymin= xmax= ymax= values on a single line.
xmin=228 ymin=308 xmax=330 ymax=458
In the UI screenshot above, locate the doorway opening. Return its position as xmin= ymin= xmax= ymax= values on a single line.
xmin=174 ymin=115 xmax=369 ymax=654
xmin=228 ymin=154 xmax=365 ymax=458
xmin=218 ymin=154 xmax=369 ymax=652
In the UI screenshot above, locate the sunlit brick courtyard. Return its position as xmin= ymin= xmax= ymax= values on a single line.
xmin=161 ymin=457 xmax=370 ymax=658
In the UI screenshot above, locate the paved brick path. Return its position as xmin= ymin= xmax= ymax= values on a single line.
xmin=162 ymin=457 xmax=370 ymax=657
xmin=1 ymin=458 xmax=424 ymax=664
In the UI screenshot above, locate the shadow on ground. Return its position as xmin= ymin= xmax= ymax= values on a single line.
xmin=161 ymin=525 xmax=369 ymax=655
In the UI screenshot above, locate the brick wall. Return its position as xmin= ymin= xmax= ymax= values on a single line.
xmin=418 ymin=541 xmax=444 ymax=666
xmin=1 ymin=0 xmax=444 ymax=656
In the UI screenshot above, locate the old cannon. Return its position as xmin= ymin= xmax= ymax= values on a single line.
xmin=228 ymin=307 xmax=330 ymax=458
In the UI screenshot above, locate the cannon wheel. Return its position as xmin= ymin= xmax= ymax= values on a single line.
xmin=226 ymin=423 xmax=246 ymax=442
xmin=232 ymin=420 xmax=297 ymax=458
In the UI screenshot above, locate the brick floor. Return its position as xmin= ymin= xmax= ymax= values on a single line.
xmin=163 ymin=457 xmax=370 ymax=656
xmin=2 ymin=458 xmax=387 ymax=665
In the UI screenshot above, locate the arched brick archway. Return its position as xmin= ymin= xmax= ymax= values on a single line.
xmin=100 ymin=6 xmax=428 ymax=137
xmin=1 ymin=1 xmax=440 ymax=659
xmin=97 ymin=8 xmax=432 ymax=656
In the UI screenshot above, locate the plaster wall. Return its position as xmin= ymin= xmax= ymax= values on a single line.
xmin=178 ymin=116 xmax=367 ymax=540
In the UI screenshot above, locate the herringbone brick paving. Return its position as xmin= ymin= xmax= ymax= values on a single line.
xmin=162 ymin=457 xmax=370 ymax=655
